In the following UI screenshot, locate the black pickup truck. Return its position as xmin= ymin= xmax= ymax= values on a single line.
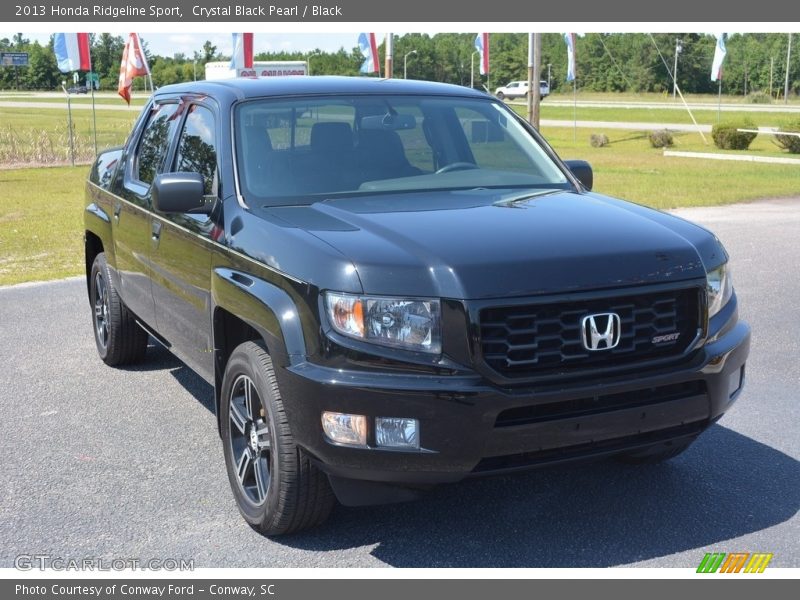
xmin=84 ymin=77 xmax=750 ymax=535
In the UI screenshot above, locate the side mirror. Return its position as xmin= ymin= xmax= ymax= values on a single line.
xmin=152 ymin=172 xmax=211 ymax=214
xmin=563 ymin=160 xmax=593 ymax=191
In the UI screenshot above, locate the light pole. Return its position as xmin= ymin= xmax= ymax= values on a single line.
xmin=785 ymin=33 xmax=793 ymax=105
xmin=673 ymin=38 xmax=683 ymax=99
xmin=547 ymin=63 xmax=552 ymax=90
xmin=403 ymin=49 xmax=417 ymax=79
xmin=471 ymin=50 xmax=479 ymax=88
xmin=193 ymin=60 xmax=197 ymax=81
xmin=307 ymin=52 xmax=321 ymax=76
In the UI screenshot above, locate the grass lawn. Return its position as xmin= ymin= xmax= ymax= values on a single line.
xmin=542 ymin=91 xmax=800 ymax=106
xmin=0 ymin=107 xmax=138 ymax=165
xmin=541 ymin=126 xmax=800 ymax=208
xmin=0 ymin=166 xmax=87 ymax=286
xmin=0 ymin=90 xmax=150 ymax=102
xmin=522 ymin=104 xmax=800 ymax=129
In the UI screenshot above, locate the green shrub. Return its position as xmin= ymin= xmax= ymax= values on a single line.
xmin=747 ymin=91 xmax=772 ymax=104
xmin=774 ymin=120 xmax=800 ymax=153
xmin=711 ymin=121 xmax=758 ymax=150
xmin=649 ymin=129 xmax=674 ymax=148
xmin=590 ymin=133 xmax=609 ymax=148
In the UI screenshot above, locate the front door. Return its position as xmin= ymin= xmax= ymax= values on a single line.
xmin=150 ymin=102 xmax=219 ymax=380
xmin=113 ymin=101 xmax=182 ymax=329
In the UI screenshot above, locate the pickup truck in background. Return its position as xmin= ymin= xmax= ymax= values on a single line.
xmin=495 ymin=80 xmax=550 ymax=100
xmin=84 ymin=77 xmax=750 ymax=535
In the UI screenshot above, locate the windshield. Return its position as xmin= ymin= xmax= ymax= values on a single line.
xmin=234 ymin=94 xmax=570 ymax=205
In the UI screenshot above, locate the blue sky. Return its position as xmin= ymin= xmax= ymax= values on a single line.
xmin=21 ymin=33 xmax=361 ymax=57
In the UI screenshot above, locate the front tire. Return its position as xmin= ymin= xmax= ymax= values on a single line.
xmin=496 ymin=91 xmax=505 ymax=100
xmin=89 ymin=252 xmax=148 ymax=366
xmin=220 ymin=341 xmax=335 ymax=535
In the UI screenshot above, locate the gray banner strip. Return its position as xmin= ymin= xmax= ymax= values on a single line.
xmin=3 ymin=0 xmax=800 ymax=22
xmin=1 ymin=579 xmax=792 ymax=600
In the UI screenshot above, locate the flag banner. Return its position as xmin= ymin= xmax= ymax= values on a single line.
xmin=358 ymin=32 xmax=380 ymax=74
xmin=118 ymin=32 xmax=150 ymax=105
xmin=474 ymin=33 xmax=489 ymax=75
xmin=711 ymin=33 xmax=727 ymax=82
xmin=564 ymin=33 xmax=576 ymax=82
xmin=53 ymin=33 xmax=91 ymax=73
xmin=230 ymin=32 xmax=254 ymax=70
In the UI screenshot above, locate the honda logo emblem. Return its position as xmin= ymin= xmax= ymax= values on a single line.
xmin=581 ymin=313 xmax=621 ymax=351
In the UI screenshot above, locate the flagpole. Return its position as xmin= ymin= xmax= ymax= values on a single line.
xmin=573 ymin=79 xmax=577 ymax=142
xmin=717 ymin=73 xmax=723 ymax=124
xmin=61 ymin=81 xmax=75 ymax=167
xmin=90 ymin=80 xmax=98 ymax=156
xmin=88 ymin=47 xmax=98 ymax=157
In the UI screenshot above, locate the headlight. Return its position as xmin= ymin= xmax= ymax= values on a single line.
xmin=325 ymin=292 xmax=441 ymax=354
xmin=707 ymin=264 xmax=733 ymax=318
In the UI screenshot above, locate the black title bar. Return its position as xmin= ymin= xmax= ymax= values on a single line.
xmin=4 ymin=0 xmax=800 ymax=22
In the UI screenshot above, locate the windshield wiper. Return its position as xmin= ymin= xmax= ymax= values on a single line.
xmin=492 ymin=189 xmax=559 ymax=207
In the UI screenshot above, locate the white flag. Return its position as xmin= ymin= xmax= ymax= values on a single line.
xmin=711 ymin=34 xmax=727 ymax=82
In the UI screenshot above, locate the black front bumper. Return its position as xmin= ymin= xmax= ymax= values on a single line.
xmin=276 ymin=318 xmax=750 ymax=505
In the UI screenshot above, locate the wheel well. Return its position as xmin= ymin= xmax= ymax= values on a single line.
xmin=84 ymin=231 xmax=104 ymax=300
xmin=213 ymin=307 xmax=265 ymax=428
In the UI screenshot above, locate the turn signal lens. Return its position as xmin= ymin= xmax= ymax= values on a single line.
xmin=321 ymin=412 xmax=368 ymax=447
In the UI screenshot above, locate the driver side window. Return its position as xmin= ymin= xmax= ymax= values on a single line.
xmin=134 ymin=103 xmax=180 ymax=187
xmin=173 ymin=104 xmax=218 ymax=197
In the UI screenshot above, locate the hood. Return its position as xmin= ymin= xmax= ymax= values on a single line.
xmin=258 ymin=189 xmax=713 ymax=299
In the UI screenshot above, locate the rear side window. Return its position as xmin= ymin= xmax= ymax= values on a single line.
xmin=173 ymin=105 xmax=218 ymax=196
xmin=134 ymin=103 xmax=180 ymax=185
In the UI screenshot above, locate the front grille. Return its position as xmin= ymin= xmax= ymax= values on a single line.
xmin=495 ymin=380 xmax=707 ymax=427
xmin=480 ymin=286 xmax=701 ymax=378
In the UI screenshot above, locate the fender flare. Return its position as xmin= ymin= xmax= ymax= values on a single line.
xmin=212 ymin=267 xmax=307 ymax=361
xmin=84 ymin=203 xmax=116 ymax=294
xmin=211 ymin=267 xmax=308 ymax=427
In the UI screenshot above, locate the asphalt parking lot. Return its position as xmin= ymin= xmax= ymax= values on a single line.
xmin=1 ymin=197 xmax=798 ymax=568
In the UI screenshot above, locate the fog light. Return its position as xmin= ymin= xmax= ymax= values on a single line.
xmin=728 ymin=366 xmax=745 ymax=398
xmin=321 ymin=412 xmax=367 ymax=447
xmin=376 ymin=417 xmax=419 ymax=449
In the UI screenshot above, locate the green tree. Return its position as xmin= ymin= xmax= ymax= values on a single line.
xmin=91 ymin=33 xmax=125 ymax=90
xmin=202 ymin=40 xmax=218 ymax=63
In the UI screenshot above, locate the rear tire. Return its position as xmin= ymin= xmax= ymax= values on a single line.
xmin=90 ymin=252 xmax=148 ymax=366
xmin=220 ymin=341 xmax=335 ymax=535
xmin=615 ymin=438 xmax=695 ymax=465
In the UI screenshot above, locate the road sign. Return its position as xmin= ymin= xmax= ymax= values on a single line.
xmin=86 ymin=72 xmax=100 ymax=90
xmin=1 ymin=52 xmax=29 ymax=67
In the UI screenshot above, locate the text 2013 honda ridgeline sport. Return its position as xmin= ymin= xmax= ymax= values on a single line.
xmin=84 ymin=77 xmax=750 ymax=534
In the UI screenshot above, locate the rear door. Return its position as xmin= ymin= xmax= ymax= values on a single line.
xmin=113 ymin=101 xmax=182 ymax=329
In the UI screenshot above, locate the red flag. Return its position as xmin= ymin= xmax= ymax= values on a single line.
xmin=118 ymin=33 xmax=150 ymax=105
xmin=231 ymin=33 xmax=254 ymax=70
xmin=54 ymin=33 xmax=91 ymax=73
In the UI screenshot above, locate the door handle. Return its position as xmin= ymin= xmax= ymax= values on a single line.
xmin=113 ymin=203 xmax=121 ymax=221
xmin=151 ymin=220 xmax=162 ymax=241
